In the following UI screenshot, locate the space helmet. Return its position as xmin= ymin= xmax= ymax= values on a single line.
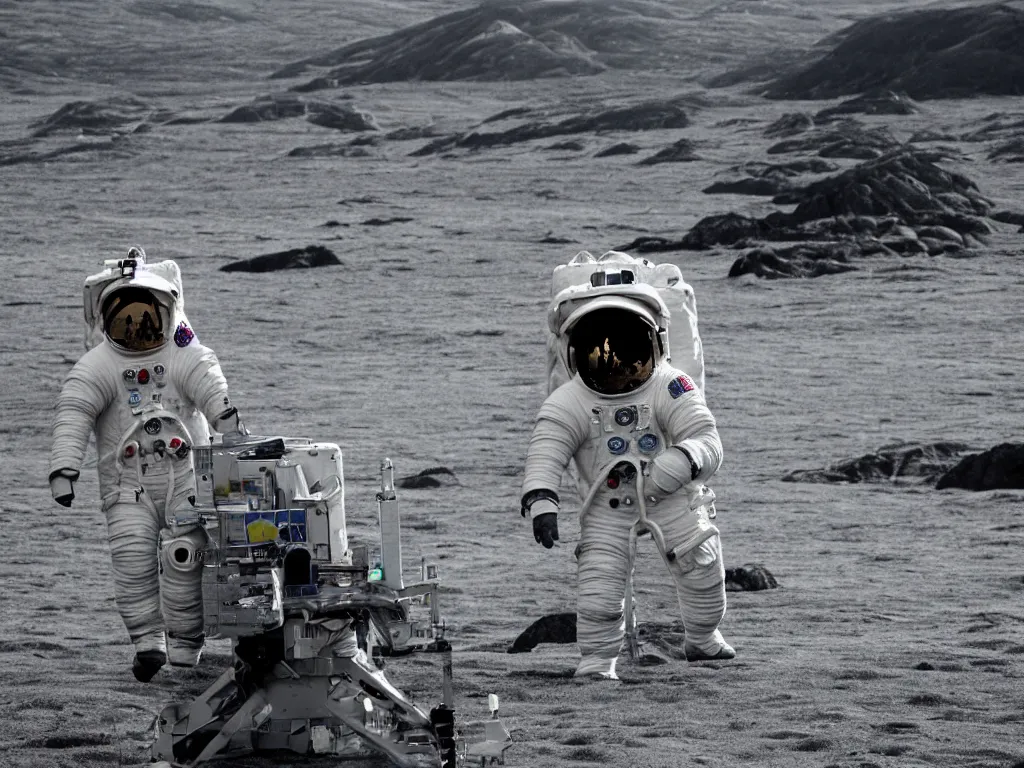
xmin=98 ymin=267 xmax=178 ymax=354
xmin=550 ymin=276 xmax=671 ymax=396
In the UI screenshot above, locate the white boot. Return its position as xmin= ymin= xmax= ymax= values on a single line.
xmin=574 ymin=655 xmax=619 ymax=680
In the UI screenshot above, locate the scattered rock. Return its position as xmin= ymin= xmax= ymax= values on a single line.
xmin=508 ymin=612 xmax=577 ymax=652
xmin=935 ymin=443 xmax=1024 ymax=491
xmin=306 ymin=102 xmax=379 ymax=132
xmin=545 ymin=140 xmax=585 ymax=151
xmin=703 ymin=177 xmax=791 ymax=196
xmin=783 ymin=441 xmax=971 ymax=484
xmin=361 ymin=217 xmax=413 ymax=226
xmin=990 ymin=210 xmax=1024 ymax=227
xmin=219 ymin=245 xmax=342 ymax=273
xmin=288 ymin=144 xmax=373 ymax=158
xmin=728 ymin=243 xmax=859 ymax=279
xmin=909 ymin=129 xmax=958 ymax=143
xmin=763 ymin=3 xmax=1024 ymax=100
xmin=30 ymin=96 xmax=151 ymax=137
xmin=725 ymin=564 xmax=779 ymax=591
xmin=396 ymin=466 xmax=459 ymax=489
xmin=764 ymin=112 xmax=813 ymax=138
xmin=410 ymin=97 xmax=690 ymax=156
xmin=220 ymin=93 xmax=306 ymax=123
xmin=988 ymin=137 xmax=1024 ymax=162
xmin=814 ymin=89 xmax=918 ymax=122
xmin=384 ymin=125 xmax=440 ymax=141
xmin=638 ymin=137 xmax=698 ymax=165
xmin=595 ymin=142 xmax=639 ymax=157
xmin=768 ymin=120 xmax=900 ymax=160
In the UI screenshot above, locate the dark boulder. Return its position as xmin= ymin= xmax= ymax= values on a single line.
xmin=783 ymin=441 xmax=970 ymax=484
xmin=508 ymin=612 xmax=576 ymax=653
xmin=397 ymin=466 xmax=458 ymax=489
xmin=703 ymin=176 xmax=791 ymax=196
xmin=725 ymin=564 xmax=779 ymax=592
xmin=288 ymin=144 xmax=373 ymax=158
xmin=219 ymin=245 xmax=342 ymax=273
xmin=306 ymin=102 xmax=379 ymax=132
xmin=638 ymin=137 xmax=698 ymax=165
xmin=764 ymin=112 xmax=813 ymax=138
xmin=763 ymin=3 xmax=1024 ymax=100
xmin=30 ymin=96 xmax=151 ymax=137
xmin=220 ymin=94 xmax=306 ymax=123
xmin=728 ymin=243 xmax=859 ymax=279
xmin=595 ymin=142 xmax=639 ymax=157
xmin=814 ymin=89 xmax=918 ymax=122
xmin=936 ymin=443 xmax=1024 ymax=491
xmin=990 ymin=210 xmax=1024 ymax=227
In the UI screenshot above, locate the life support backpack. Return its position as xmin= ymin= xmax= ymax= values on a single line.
xmin=546 ymin=250 xmax=706 ymax=394
xmin=82 ymin=246 xmax=188 ymax=351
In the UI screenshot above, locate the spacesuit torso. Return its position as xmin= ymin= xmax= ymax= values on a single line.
xmin=49 ymin=325 xmax=229 ymax=510
xmin=522 ymin=365 xmax=722 ymax=513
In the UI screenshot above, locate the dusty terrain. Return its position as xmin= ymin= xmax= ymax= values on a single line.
xmin=1 ymin=1 xmax=1022 ymax=767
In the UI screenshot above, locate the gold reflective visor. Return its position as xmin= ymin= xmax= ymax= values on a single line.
xmin=103 ymin=294 xmax=166 ymax=352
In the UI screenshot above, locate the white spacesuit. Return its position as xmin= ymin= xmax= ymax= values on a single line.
xmin=48 ymin=248 xmax=244 ymax=682
xmin=521 ymin=256 xmax=733 ymax=679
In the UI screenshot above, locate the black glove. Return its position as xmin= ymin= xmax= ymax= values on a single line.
xmin=533 ymin=513 xmax=559 ymax=549
xmin=49 ymin=469 xmax=79 ymax=508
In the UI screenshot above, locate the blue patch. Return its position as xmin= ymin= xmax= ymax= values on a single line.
xmin=174 ymin=321 xmax=194 ymax=348
xmin=128 ymin=389 xmax=141 ymax=406
xmin=668 ymin=374 xmax=696 ymax=399
xmin=638 ymin=433 xmax=660 ymax=453
xmin=607 ymin=436 xmax=628 ymax=455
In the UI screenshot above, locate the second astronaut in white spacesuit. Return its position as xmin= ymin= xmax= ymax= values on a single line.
xmin=521 ymin=282 xmax=734 ymax=680
xmin=48 ymin=251 xmax=245 ymax=682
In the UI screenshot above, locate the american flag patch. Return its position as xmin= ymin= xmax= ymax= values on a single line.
xmin=668 ymin=374 xmax=696 ymax=399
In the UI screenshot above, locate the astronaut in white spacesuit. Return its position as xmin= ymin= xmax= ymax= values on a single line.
xmin=520 ymin=271 xmax=733 ymax=680
xmin=48 ymin=248 xmax=245 ymax=682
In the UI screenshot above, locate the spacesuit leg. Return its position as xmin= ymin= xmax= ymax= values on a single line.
xmin=159 ymin=526 xmax=207 ymax=666
xmin=575 ymin=504 xmax=635 ymax=679
xmin=650 ymin=504 xmax=731 ymax=658
xmin=104 ymin=500 xmax=166 ymax=655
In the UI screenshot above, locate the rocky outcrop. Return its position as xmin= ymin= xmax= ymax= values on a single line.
xmin=410 ymin=97 xmax=690 ymax=155
xmin=220 ymin=94 xmax=378 ymax=131
xmin=936 ymin=443 xmax=1024 ymax=491
xmin=728 ymin=243 xmax=859 ymax=279
xmin=814 ymin=90 xmax=918 ymax=122
xmin=783 ymin=442 xmax=970 ymax=485
xmin=272 ymin=0 xmax=686 ymax=86
xmin=768 ymin=120 xmax=900 ymax=160
xmin=638 ymin=137 xmax=698 ymax=165
xmin=764 ymin=112 xmax=813 ymax=138
xmin=219 ymin=245 xmax=342 ymax=273
xmin=763 ymin=3 xmax=1024 ymax=100
xmin=30 ymin=96 xmax=151 ymax=137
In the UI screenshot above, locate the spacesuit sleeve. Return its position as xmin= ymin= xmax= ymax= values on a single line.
xmin=660 ymin=371 xmax=723 ymax=485
xmin=521 ymin=393 xmax=588 ymax=501
xmin=48 ymin=354 xmax=116 ymax=479
xmin=177 ymin=341 xmax=232 ymax=423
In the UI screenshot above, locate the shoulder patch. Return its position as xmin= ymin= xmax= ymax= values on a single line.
xmin=668 ymin=373 xmax=696 ymax=399
xmin=174 ymin=321 xmax=195 ymax=348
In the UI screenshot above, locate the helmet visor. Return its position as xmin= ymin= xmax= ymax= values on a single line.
xmin=102 ymin=288 xmax=169 ymax=352
xmin=569 ymin=307 xmax=656 ymax=395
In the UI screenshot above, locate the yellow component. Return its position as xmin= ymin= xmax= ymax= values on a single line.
xmin=246 ymin=517 xmax=279 ymax=543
